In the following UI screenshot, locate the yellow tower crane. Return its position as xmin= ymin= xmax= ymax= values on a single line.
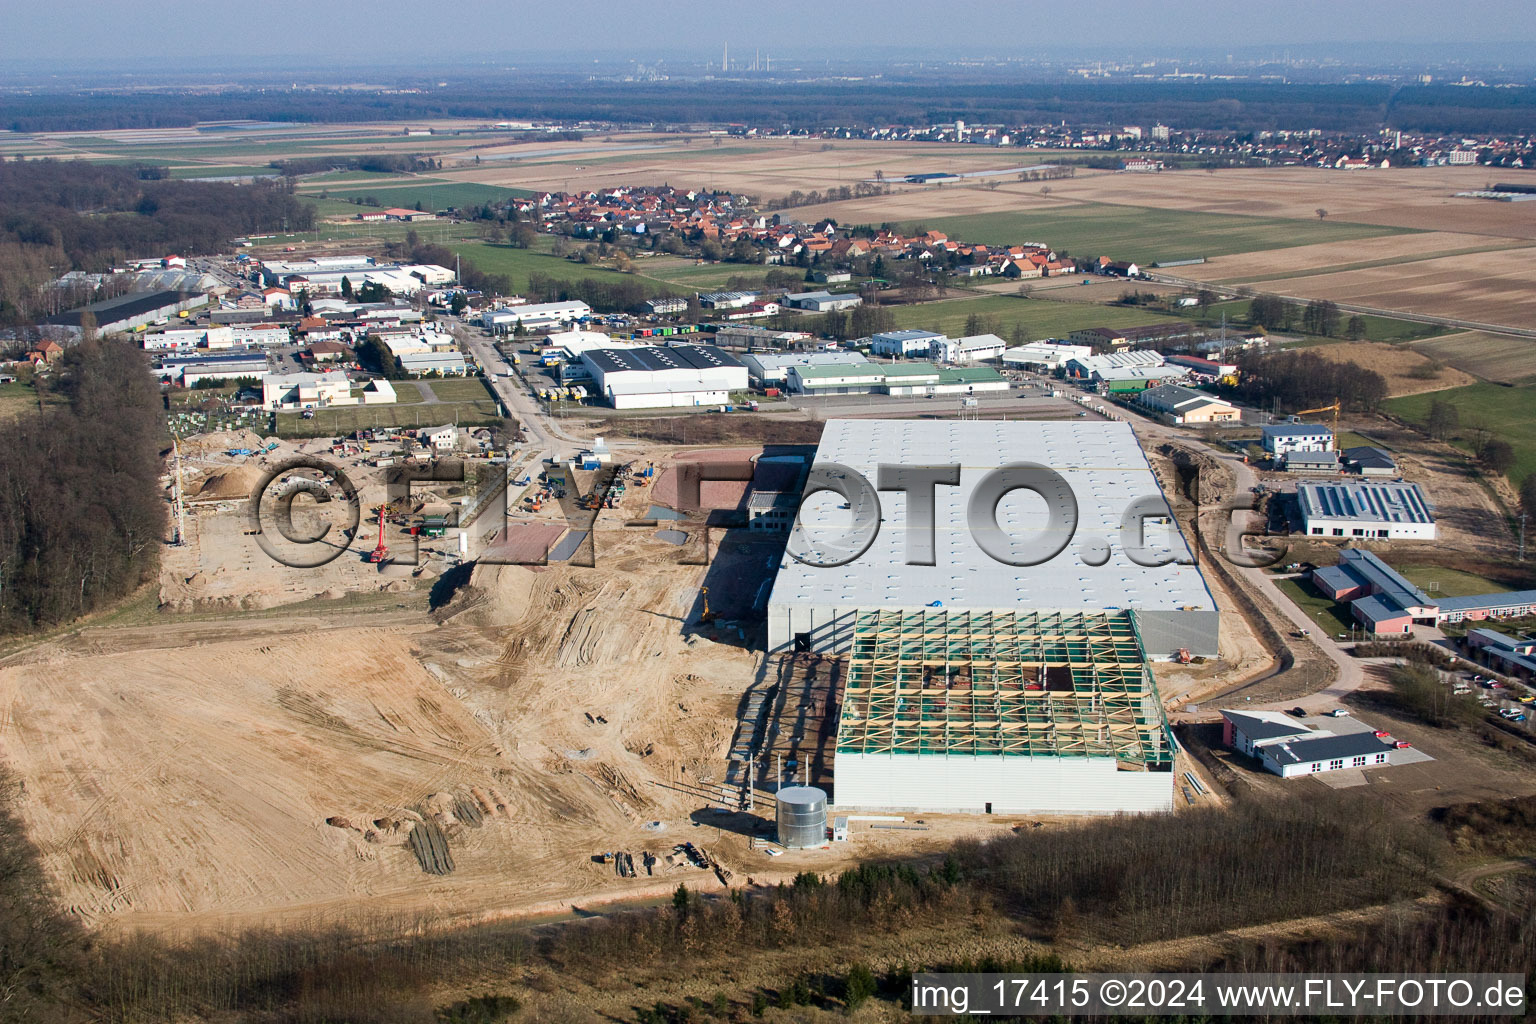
xmin=1294 ymin=400 xmax=1341 ymax=437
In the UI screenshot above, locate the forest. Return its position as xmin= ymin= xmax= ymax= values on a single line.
xmin=7 ymin=79 xmax=1536 ymax=134
xmin=0 ymin=336 xmax=165 ymax=633
xmin=1234 ymin=348 xmax=1389 ymax=413
xmin=0 ymin=159 xmax=315 ymax=325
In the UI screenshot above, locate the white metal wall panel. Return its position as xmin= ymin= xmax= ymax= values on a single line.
xmin=833 ymin=753 xmax=1174 ymax=815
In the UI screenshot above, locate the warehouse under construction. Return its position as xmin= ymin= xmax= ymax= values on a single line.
xmin=758 ymin=419 xmax=1212 ymax=815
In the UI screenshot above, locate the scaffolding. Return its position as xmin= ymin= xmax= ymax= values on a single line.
xmin=835 ymin=608 xmax=1174 ymax=769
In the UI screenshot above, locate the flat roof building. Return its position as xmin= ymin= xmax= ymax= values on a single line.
xmin=1298 ymin=481 xmax=1436 ymax=541
xmin=870 ymin=329 xmax=945 ymax=357
xmin=1135 ymin=384 xmax=1240 ymax=424
xmin=1263 ymin=423 xmax=1334 ymax=455
xmin=783 ymin=290 xmax=863 ymax=312
xmin=743 ymin=350 xmax=871 ymax=386
xmin=765 ymin=419 xmax=1218 ymax=659
xmin=581 ymin=345 xmax=747 ymax=409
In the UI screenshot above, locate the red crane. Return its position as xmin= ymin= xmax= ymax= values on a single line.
xmin=367 ymin=506 xmax=390 ymax=564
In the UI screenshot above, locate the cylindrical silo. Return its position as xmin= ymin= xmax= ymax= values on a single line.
xmin=775 ymin=785 xmax=828 ymax=849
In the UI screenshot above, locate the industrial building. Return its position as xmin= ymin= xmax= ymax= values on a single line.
xmin=157 ymin=351 xmax=270 ymax=387
xmin=1065 ymin=349 xmax=1164 ymax=378
xmin=783 ymin=361 xmax=1008 ymax=397
xmin=830 ymin=608 xmax=1177 ymax=814
xmin=1001 ymin=342 xmax=1091 ymax=371
xmin=580 ymin=345 xmax=748 ymax=409
xmin=782 ymin=290 xmax=863 ymax=312
xmin=765 ymin=419 xmax=1219 ymax=659
xmin=870 ymin=329 xmax=945 ymax=357
xmin=1297 ymin=481 xmax=1436 ymax=541
xmin=44 ymin=290 xmax=209 ymax=336
xmin=262 ymin=372 xmax=396 ymax=410
xmin=481 ymin=301 xmax=592 ymax=332
xmin=1093 ymin=365 xmax=1189 ymax=392
xmin=1282 ymin=450 xmax=1342 ymax=473
xmin=397 ymin=351 xmax=469 ymax=376
xmin=1134 ymin=384 xmax=1240 ymax=424
xmin=1342 ymin=445 xmax=1397 ymax=477
xmin=742 ymin=351 xmax=871 ymax=388
xmin=1220 ymin=710 xmax=1395 ymax=778
xmin=933 ymin=334 xmax=1006 ymax=364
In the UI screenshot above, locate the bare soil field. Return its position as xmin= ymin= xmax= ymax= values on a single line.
xmin=1181 ymin=231 xmax=1510 ymax=284
xmin=1308 ymin=341 xmax=1476 ymax=397
xmin=1251 ymin=246 xmax=1536 ymax=327
xmin=1409 ymin=331 xmax=1536 ymax=383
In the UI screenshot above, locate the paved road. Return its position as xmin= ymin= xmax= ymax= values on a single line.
xmin=458 ymin=328 xmax=580 ymax=453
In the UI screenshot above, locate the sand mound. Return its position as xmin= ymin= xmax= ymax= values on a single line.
xmin=184 ymin=429 xmax=269 ymax=454
xmin=196 ymin=465 xmax=264 ymax=500
xmin=441 ymin=563 xmax=537 ymax=627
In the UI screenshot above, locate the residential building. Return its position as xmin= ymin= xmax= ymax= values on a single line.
xmin=1282 ymin=450 xmax=1342 ymax=473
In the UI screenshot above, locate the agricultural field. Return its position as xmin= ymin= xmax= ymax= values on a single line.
xmin=1408 ymin=332 xmax=1536 ymax=384
xmin=1306 ymin=341 xmax=1475 ymax=397
xmin=301 ymin=181 xmax=533 ymax=209
xmin=0 ymin=380 xmax=50 ymax=422
xmin=882 ymin=292 xmax=1192 ymax=341
xmin=1384 ymin=381 xmax=1536 ymax=485
xmin=911 ymin=203 xmax=1417 ymax=266
xmin=447 ymin=239 xmax=677 ymax=294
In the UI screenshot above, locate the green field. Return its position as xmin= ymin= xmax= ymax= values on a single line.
xmin=166 ymin=165 xmax=279 ymax=179
xmin=883 ymin=293 xmax=1190 ymax=341
xmin=0 ymin=381 xmax=50 ymax=421
xmin=915 ymin=203 xmax=1418 ymax=267
xmin=448 ymin=239 xmax=672 ymax=294
xmin=274 ymin=398 xmax=499 ymax=438
xmin=418 ymin=377 xmax=495 ymax=403
xmin=1384 ymin=382 xmax=1536 ymax=486
xmin=303 ymin=182 xmax=533 ymax=209
xmin=1274 ymin=577 xmax=1358 ymax=638
xmin=1391 ymin=565 xmax=1509 ymax=599
xmin=637 ymin=258 xmax=800 ymax=290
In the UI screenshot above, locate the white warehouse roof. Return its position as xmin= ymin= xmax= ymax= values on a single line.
xmin=766 ymin=420 xmax=1218 ymax=656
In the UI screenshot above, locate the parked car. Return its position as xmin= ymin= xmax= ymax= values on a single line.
xmin=1394 ymin=741 xmax=1412 ymax=749
xmin=1327 ymin=709 xmax=1350 ymax=717
xmin=1289 ymin=707 xmax=1308 ymax=717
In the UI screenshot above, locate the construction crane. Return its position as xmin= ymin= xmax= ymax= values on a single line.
xmin=367 ymin=506 xmax=390 ymax=564
xmin=1295 ymin=400 xmax=1341 ymax=436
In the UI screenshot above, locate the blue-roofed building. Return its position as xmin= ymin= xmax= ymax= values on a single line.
xmin=869 ymin=329 xmax=945 ymax=358
xmin=1298 ymin=481 xmax=1437 ymax=540
xmin=1436 ymin=589 xmax=1536 ymax=623
xmin=1221 ymin=709 xmax=1396 ymax=778
xmin=1262 ymin=422 xmax=1334 ymax=456
xmin=1465 ymin=628 xmax=1536 ymax=680
xmin=1352 ymin=594 xmax=1413 ymax=634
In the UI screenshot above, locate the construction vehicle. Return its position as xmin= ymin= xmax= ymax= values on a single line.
xmin=700 ymin=587 xmax=713 ymax=624
xmin=367 ymin=507 xmax=390 ymax=564
xmin=1294 ymin=400 xmax=1341 ymax=435
xmin=1175 ymin=648 xmax=1193 ymax=664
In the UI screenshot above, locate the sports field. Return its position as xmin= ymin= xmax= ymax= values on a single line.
xmin=1391 ymin=565 xmax=1509 ymax=599
xmin=911 ymin=204 xmax=1417 ymax=266
xmin=1384 ymin=381 xmax=1536 ymax=485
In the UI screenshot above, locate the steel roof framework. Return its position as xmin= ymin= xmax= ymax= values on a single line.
xmin=836 ymin=609 xmax=1173 ymax=768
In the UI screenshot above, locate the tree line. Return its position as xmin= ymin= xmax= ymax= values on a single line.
xmin=1234 ymin=349 xmax=1389 ymax=413
xmin=0 ymin=158 xmax=315 ymax=325
xmin=9 ymin=80 xmax=1536 ymax=134
xmin=0 ymin=337 xmax=165 ymax=632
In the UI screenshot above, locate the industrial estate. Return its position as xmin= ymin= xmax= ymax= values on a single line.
xmin=2 ymin=28 xmax=1536 ymax=1022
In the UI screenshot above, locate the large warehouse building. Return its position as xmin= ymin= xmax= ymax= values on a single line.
xmin=763 ymin=420 xmax=1219 ymax=817
xmin=580 ymin=344 xmax=747 ymax=409
xmin=766 ymin=419 xmax=1218 ymax=658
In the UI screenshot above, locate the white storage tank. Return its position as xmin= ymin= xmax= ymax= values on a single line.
xmin=775 ymin=785 xmax=828 ymax=849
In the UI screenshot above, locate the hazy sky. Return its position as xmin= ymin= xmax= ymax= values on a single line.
xmin=3 ymin=0 xmax=1533 ymax=63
